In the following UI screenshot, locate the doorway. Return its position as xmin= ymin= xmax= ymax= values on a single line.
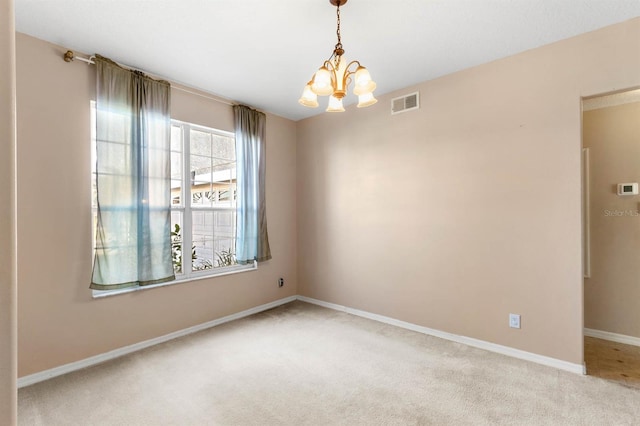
xmin=582 ymin=88 xmax=640 ymax=387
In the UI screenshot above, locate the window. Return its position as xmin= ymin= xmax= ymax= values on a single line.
xmin=170 ymin=120 xmax=247 ymax=279
xmin=91 ymin=103 xmax=253 ymax=292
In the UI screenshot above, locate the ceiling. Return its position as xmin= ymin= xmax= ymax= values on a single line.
xmin=14 ymin=0 xmax=640 ymax=121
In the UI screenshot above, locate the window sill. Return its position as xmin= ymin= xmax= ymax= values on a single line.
xmin=91 ymin=262 xmax=257 ymax=299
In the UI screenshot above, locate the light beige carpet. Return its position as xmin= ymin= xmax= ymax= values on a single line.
xmin=18 ymin=301 xmax=640 ymax=425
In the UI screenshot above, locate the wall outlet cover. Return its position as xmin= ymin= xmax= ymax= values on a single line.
xmin=509 ymin=314 xmax=521 ymax=329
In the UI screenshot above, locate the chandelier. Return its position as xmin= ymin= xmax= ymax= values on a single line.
xmin=298 ymin=0 xmax=377 ymax=112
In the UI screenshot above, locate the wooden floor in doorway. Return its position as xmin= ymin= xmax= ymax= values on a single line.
xmin=585 ymin=336 xmax=640 ymax=388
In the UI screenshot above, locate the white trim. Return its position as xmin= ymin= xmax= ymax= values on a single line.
xmin=582 ymin=88 xmax=640 ymax=111
xmin=582 ymin=148 xmax=591 ymax=278
xmin=584 ymin=328 xmax=640 ymax=347
xmin=298 ymin=296 xmax=586 ymax=375
xmin=92 ymin=262 xmax=257 ymax=299
xmin=18 ymin=294 xmax=589 ymax=388
xmin=18 ymin=296 xmax=297 ymax=388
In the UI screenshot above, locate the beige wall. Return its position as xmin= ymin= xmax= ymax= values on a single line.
xmin=1 ymin=0 xmax=17 ymax=422
xmin=297 ymin=18 xmax=640 ymax=364
xmin=16 ymin=33 xmax=297 ymax=377
xmin=13 ymin=17 xmax=640 ymax=380
xmin=584 ymin=101 xmax=640 ymax=338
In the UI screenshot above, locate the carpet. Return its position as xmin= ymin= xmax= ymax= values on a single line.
xmin=18 ymin=301 xmax=640 ymax=425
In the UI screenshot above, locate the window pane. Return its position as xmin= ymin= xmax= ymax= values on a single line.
xmin=212 ymin=134 xmax=235 ymax=161
xmin=171 ymin=211 xmax=183 ymax=274
xmin=191 ymin=129 xmax=211 ymax=156
xmin=171 ymin=125 xmax=182 ymax=152
xmin=171 ymin=150 xmax=182 ymax=206
xmin=213 ymin=210 xmax=236 ymax=267
xmin=171 ymin=152 xmax=182 ymax=180
xmin=191 ymin=210 xmax=237 ymax=271
xmin=191 ymin=151 xmax=212 ymax=208
xmin=192 ymin=211 xmax=214 ymax=271
xmin=171 ymin=125 xmax=183 ymax=207
xmin=171 ymin=181 xmax=182 ymax=206
xmin=190 ymin=129 xmax=236 ymax=209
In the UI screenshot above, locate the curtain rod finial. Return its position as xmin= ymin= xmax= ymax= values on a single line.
xmin=63 ymin=50 xmax=74 ymax=62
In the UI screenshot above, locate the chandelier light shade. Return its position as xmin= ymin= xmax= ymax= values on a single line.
xmin=299 ymin=0 xmax=377 ymax=112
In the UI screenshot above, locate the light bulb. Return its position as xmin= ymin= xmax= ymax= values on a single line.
xmin=326 ymin=95 xmax=345 ymax=112
xmin=311 ymin=67 xmax=334 ymax=96
xmin=357 ymin=92 xmax=377 ymax=108
xmin=355 ymin=67 xmax=371 ymax=86
xmin=353 ymin=66 xmax=377 ymax=96
xmin=298 ymin=84 xmax=319 ymax=108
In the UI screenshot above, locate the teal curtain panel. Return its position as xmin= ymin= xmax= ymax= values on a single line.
xmin=233 ymin=105 xmax=271 ymax=264
xmin=91 ymin=55 xmax=175 ymax=289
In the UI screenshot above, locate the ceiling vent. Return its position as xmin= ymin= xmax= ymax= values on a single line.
xmin=391 ymin=92 xmax=419 ymax=115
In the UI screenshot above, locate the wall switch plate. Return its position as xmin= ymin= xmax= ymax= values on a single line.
xmin=278 ymin=278 xmax=284 ymax=287
xmin=509 ymin=314 xmax=521 ymax=329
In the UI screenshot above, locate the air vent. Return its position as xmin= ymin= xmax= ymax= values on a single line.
xmin=391 ymin=92 xmax=419 ymax=115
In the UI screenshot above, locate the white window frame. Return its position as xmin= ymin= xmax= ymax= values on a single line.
xmin=170 ymin=119 xmax=255 ymax=281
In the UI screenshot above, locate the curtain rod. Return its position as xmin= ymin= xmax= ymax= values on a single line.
xmin=63 ymin=50 xmax=235 ymax=107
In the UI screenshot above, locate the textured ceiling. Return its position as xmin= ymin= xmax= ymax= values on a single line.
xmin=14 ymin=0 xmax=640 ymax=121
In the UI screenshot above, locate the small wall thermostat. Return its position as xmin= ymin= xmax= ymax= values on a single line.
xmin=617 ymin=183 xmax=639 ymax=196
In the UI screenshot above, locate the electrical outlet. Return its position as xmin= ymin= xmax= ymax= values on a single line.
xmin=509 ymin=314 xmax=521 ymax=329
xmin=278 ymin=278 xmax=284 ymax=287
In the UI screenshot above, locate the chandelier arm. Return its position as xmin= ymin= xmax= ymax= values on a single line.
xmin=323 ymin=60 xmax=337 ymax=72
xmin=325 ymin=61 xmax=339 ymax=93
xmin=342 ymin=74 xmax=353 ymax=94
xmin=345 ymin=60 xmax=362 ymax=73
xmin=341 ymin=61 xmax=361 ymax=91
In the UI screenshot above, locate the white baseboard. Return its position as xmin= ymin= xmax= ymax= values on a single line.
xmin=584 ymin=328 xmax=640 ymax=347
xmin=298 ymin=296 xmax=586 ymax=375
xmin=18 ymin=295 xmax=297 ymax=388
xmin=19 ymin=293 xmax=588 ymax=388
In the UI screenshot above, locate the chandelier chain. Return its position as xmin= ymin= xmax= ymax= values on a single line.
xmin=334 ymin=2 xmax=343 ymax=54
xmin=336 ymin=3 xmax=341 ymax=45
